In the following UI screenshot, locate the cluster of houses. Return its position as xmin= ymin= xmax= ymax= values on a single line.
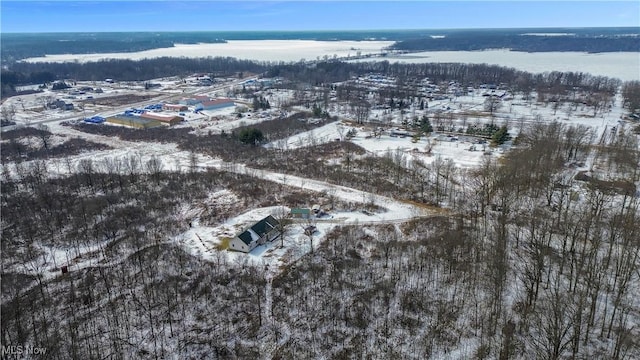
xmin=347 ymin=74 xmax=518 ymax=105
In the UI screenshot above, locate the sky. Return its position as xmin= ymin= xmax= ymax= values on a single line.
xmin=1 ymin=1 xmax=639 ymax=33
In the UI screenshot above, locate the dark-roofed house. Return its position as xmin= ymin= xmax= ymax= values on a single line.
xmin=51 ymin=99 xmax=74 ymax=110
xmin=229 ymin=215 xmax=281 ymax=253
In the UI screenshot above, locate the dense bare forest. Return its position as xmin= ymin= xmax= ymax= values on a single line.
xmin=2 ymin=115 xmax=638 ymax=359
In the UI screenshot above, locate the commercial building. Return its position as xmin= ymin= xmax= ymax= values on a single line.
xmin=195 ymin=98 xmax=235 ymax=111
xmin=140 ymin=112 xmax=184 ymax=126
xmin=180 ymin=95 xmax=210 ymax=106
xmin=163 ymin=104 xmax=188 ymax=111
xmin=106 ymin=115 xmax=163 ymax=129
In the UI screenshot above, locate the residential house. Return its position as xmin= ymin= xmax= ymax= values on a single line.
xmin=229 ymin=215 xmax=281 ymax=253
xmin=51 ymin=99 xmax=74 ymax=110
xmin=197 ymin=78 xmax=213 ymax=86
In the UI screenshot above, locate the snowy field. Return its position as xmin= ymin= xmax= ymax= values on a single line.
xmin=264 ymin=91 xmax=628 ymax=170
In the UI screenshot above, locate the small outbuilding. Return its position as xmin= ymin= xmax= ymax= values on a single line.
xmin=290 ymin=208 xmax=311 ymax=219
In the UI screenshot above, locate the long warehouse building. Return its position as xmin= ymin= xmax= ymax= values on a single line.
xmin=140 ymin=112 xmax=184 ymax=126
xmin=106 ymin=115 xmax=163 ymax=129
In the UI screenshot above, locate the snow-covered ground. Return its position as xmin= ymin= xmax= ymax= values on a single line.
xmin=175 ymin=206 xmax=326 ymax=275
xmin=3 ymin=115 xmax=436 ymax=280
xmin=264 ymin=91 xmax=628 ymax=169
xmin=264 ymin=119 xmax=497 ymax=168
xmin=22 ymin=40 xmax=394 ymax=64
xmin=3 ymin=68 xmax=636 ymax=288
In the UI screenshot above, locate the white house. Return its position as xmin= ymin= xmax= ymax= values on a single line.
xmin=229 ymin=215 xmax=280 ymax=253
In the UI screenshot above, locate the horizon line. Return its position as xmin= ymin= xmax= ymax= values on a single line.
xmin=3 ymin=26 xmax=640 ymax=35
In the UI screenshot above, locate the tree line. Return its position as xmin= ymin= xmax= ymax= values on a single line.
xmin=389 ymin=30 xmax=640 ymax=53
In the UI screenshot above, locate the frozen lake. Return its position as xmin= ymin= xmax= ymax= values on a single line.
xmin=365 ymin=49 xmax=640 ymax=82
xmin=22 ymin=40 xmax=395 ymax=64
xmin=22 ymin=40 xmax=640 ymax=81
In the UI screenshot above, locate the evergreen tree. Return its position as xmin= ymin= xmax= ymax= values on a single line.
xmin=491 ymin=125 xmax=511 ymax=145
xmin=238 ymin=128 xmax=264 ymax=145
xmin=312 ymin=103 xmax=323 ymax=117
xmin=420 ymin=115 xmax=433 ymax=134
xmin=253 ymin=96 xmax=270 ymax=111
